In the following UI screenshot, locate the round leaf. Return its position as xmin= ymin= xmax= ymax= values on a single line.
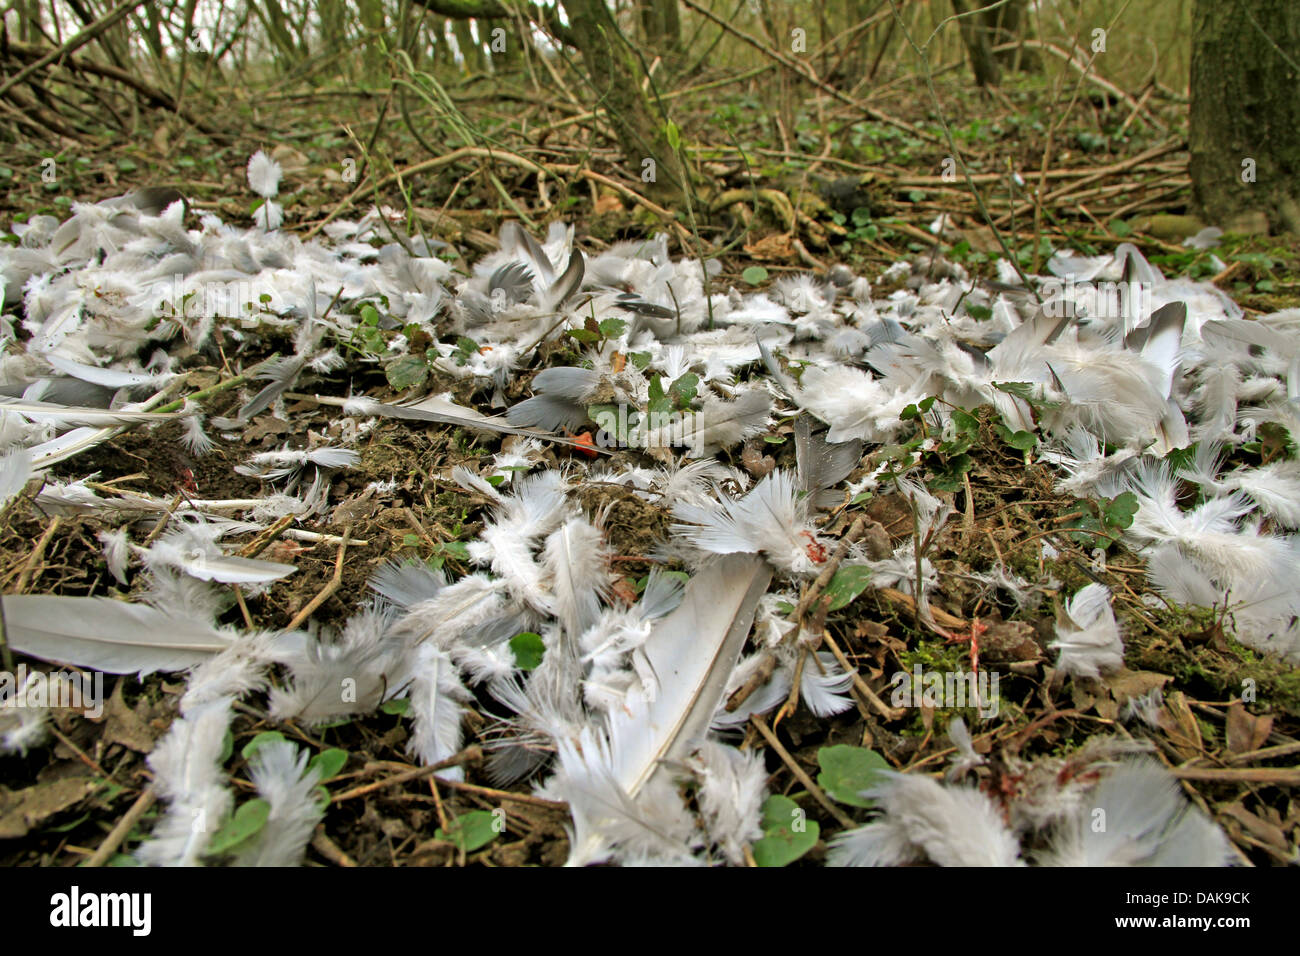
xmin=241 ymin=731 xmax=286 ymax=761
xmin=817 ymin=745 xmax=891 ymax=807
xmin=509 ymin=632 xmax=545 ymax=671
xmin=752 ymin=795 xmax=818 ymax=867
xmin=308 ymin=748 xmax=349 ymax=782
xmin=742 ymin=266 xmax=769 ymax=285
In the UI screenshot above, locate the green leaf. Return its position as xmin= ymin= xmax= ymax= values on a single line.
xmin=822 ymin=566 xmax=873 ymax=611
xmin=1110 ymin=219 xmax=1132 ymax=237
xmin=567 ymin=328 xmax=600 ymax=344
xmin=851 ymin=206 xmax=872 ymax=227
xmin=241 ymin=731 xmax=286 ymax=762
xmin=668 ymin=372 xmax=699 ymax=408
xmin=751 ymin=795 xmax=818 ymax=866
xmin=741 ymin=266 xmax=769 ymax=285
xmin=762 ymin=434 xmax=787 ymax=444
xmin=385 ymin=354 xmax=429 ymax=391
xmin=627 ymin=351 xmax=652 ymax=370
xmin=850 ymin=491 xmax=874 ymax=506
xmin=816 ymin=745 xmax=891 ymax=807
xmin=509 ymin=632 xmax=546 ymax=671
xmin=965 ymin=304 xmax=993 ymax=322
xmin=1102 ymin=491 xmax=1139 ymax=530
xmin=951 ymin=408 xmax=980 ymax=436
xmin=206 ymin=799 xmax=271 ymax=855
xmin=993 ymin=380 xmax=1058 ymax=409
xmin=402 ymin=533 xmax=421 ymax=547
xmin=664 ymin=120 xmax=682 ymax=152
xmin=435 ymin=810 xmax=502 ymax=853
xmin=439 ymin=541 xmax=471 ymax=562
xmin=380 ymin=698 xmax=411 ymax=716
xmin=646 ymin=375 xmax=672 ymax=415
xmin=308 ymin=748 xmax=349 ymax=782
xmin=360 ymin=304 xmax=380 ymax=327
xmin=598 ymin=318 xmax=627 ymax=338
xmin=995 ymin=424 xmax=1038 ymax=452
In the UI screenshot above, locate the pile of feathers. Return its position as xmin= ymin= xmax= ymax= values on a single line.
xmin=0 ymin=150 xmax=1293 ymax=866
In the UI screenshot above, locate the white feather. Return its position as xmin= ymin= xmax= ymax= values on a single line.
xmin=235 ymin=740 xmax=325 ymax=867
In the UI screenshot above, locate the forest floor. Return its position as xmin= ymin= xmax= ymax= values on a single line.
xmin=2 ymin=75 xmax=1298 ymax=867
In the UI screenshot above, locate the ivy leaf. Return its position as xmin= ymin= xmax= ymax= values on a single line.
xmin=751 ymin=795 xmax=818 ymax=867
xmin=646 ymin=375 xmax=672 ymax=415
xmin=206 ymin=799 xmax=271 ymax=855
xmin=816 ymin=745 xmax=891 ymax=807
xmin=1102 ymin=491 xmax=1139 ymax=530
xmin=821 ymin=566 xmax=873 ymax=611
xmin=435 ymin=810 xmax=502 ymax=853
xmin=668 ymin=372 xmax=699 ymax=408
xmin=598 ymin=317 xmax=627 ymax=338
xmin=385 ymin=354 xmax=429 ymax=391
xmin=380 ymin=698 xmax=411 ymax=716
xmin=951 ymin=408 xmax=980 ymax=436
xmin=995 ymin=424 xmax=1038 ymax=452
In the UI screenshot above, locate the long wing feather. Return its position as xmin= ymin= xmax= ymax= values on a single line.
xmin=1 ymin=595 xmax=232 ymax=674
xmin=343 ymin=394 xmax=610 ymax=453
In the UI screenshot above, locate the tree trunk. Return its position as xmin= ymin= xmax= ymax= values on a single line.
xmin=1190 ymin=0 xmax=1300 ymax=233
xmin=640 ymin=0 xmax=683 ymax=63
xmin=984 ymin=0 xmax=1039 ymax=72
xmin=565 ymin=0 xmax=687 ymax=205
xmin=951 ymin=0 xmax=999 ymax=88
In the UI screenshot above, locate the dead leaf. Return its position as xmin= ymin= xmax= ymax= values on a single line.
xmin=594 ymin=191 xmax=624 ymax=215
xmin=1102 ymin=668 xmax=1171 ymax=706
xmin=979 ymin=620 xmax=1041 ymax=664
xmin=742 ymin=233 xmax=796 ymax=261
xmin=1225 ymin=702 xmax=1273 ymax=755
xmin=102 ymin=680 xmax=159 ymax=754
xmin=1157 ymin=691 xmax=1203 ymax=760
xmin=1219 ymin=802 xmax=1290 ymax=855
xmin=0 ymin=777 xmax=98 ymax=839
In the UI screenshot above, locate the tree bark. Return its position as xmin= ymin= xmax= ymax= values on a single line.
xmin=641 ymin=0 xmax=683 ymax=63
xmin=951 ymin=0 xmax=999 ymax=88
xmin=1190 ymin=0 xmax=1300 ymax=233
xmin=564 ymin=0 xmax=688 ymax=205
